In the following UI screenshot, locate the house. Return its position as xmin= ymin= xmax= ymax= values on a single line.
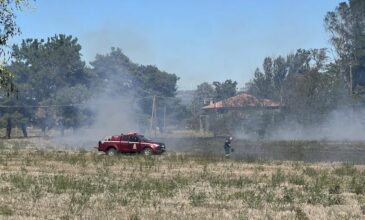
xmin=200 ymin=93 xmax=281 ymax=136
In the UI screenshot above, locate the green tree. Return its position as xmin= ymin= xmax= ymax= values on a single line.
xmin=189 ymin=82 xmax=215 ymax=129
xmin=136 ymin=65 xmax=179 ymax=97
xmin=247 ymin=49 xmax=328 ymax=101
xmin=90 ymin=48 xmax=179 ymax=98
xmin=90 ymin=47 xmax=182 ymax=131
xmin=191 ymin=82 xmax=215 ymax=112
xmin=133 ymin=64 xmax=180 ymax=130
xmin=247 ymin=63 xmax=276 ymax=100
xmin=247 ymin=56 xmax=283 ymax=100
xmin=0 ymin=0 xmax=32 ymax=92
xmin=272 ymin=56 xmax=288 ymax=101
xmin=286 ymin=49 xmax=312 ymax=75
xmin=213 ymin=79 xmax=237 ymax=100
xmin=245 ymin=48 xmax=345 ymax=128
xmin=89 ymin=47 xmax=135 ymax=95
xmin=3 ymin=34 xmax=91 ymax=137
xmin=246 ymin=68 xmax=267 ymax=98
xmin=53 ymin=85 xmax=92 ymax=135
xmin=283 ymin=70 xmax=339 ymax=124
xmin=325 ymin=0 xmax=365 ymax=93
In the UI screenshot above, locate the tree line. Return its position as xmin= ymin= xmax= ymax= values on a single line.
xmin=191 ymin=0 xmax=365 ymax=136
xmin=0 ymin=0 xmax=364 ymax=138
xmin=0 ymin=35 xmax=185 ymax=138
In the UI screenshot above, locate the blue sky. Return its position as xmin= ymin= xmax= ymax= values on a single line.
xmin=11 ymin=0 xmax=344 ymax=90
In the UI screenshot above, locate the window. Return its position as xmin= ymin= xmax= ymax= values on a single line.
xmin=129 ymin=135 xmax=139 ymax=142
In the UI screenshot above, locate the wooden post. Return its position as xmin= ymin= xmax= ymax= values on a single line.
xmin=163 ymin=105 xmax=166 ymax=133
xmin=150 ymin=95 xmax=156 ymax=136
xmin=350 ymin=64 xmax=353 ymax=95
xmin=199 ymin=115 xmax=203 ymax=133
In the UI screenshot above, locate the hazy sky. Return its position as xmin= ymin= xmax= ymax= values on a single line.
xmin=11 ymin=0 xmax=344 ymax=90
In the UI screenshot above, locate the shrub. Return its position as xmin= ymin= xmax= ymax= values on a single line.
xmin=0 ymin=205 xmax=13 ymax=216
xmin=271 ymin=169 xmax=286 ymax=187
xmin=333 ymin=163 xmax=357 ymax=176
xmin=189 ymin=190 xmax=207 ymax=207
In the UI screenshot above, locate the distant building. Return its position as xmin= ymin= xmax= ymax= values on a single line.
xmin=200 ymin=93 xmax=281 ymax=137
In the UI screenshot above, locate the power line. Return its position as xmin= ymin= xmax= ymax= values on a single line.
xmin=0 ymin=93 xmax=179 ymax=108
xmin=0 ymin=103 xmax=85 ymax=108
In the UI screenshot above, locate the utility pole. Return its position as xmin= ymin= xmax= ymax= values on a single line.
xmin=199 ymin=115 xmax=203 ymax=133
xmin=150 ymin=95 xmax=157 ymax=137
xmin=163 ymin=105 xmax=166 ymax=133
xmin=193 ymin=100 xmax=196 ymax=117
xmin=350 ymin=64 xmax=353 ymax=95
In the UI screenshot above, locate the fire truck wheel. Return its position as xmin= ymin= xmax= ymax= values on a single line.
xmin=106 ymin=148 xmax=117 ymax=156
xmin=142 ymin=147 xmax=152 ymax=156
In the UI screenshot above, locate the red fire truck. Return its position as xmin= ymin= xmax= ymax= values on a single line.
xmin=98 ymin=132 xmax=166 ymax=156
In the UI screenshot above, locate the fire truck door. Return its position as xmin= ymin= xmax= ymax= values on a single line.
xmin=128 ymin=135 xmax=140 ymax=152
xmin=119 ymin=136 xmax=130 ymax=152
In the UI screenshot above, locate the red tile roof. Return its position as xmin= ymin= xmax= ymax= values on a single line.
xmin=202 ymin=93 xmax=281 ymax=109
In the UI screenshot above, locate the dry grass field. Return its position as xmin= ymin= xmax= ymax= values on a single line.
xmin=0 ymin=139 xmax=365 ymax=219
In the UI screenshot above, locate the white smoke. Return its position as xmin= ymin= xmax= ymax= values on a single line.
xmin=270 ymin=107 xmax=365 ymax=140
xmin=51 ymin=93 xmax=144 ymax=149
xmin=51 ymin=64 xmax=147 ymax=148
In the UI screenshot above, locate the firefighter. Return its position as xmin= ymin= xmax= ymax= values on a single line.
xmin=224 ymin=136 xmax=234 ymax=157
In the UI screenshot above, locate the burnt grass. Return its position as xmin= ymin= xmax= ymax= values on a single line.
xmin=0 ymin=139 xmax=365 ymax=219
xmin=159 ymin=137 xmax=365 ymax=164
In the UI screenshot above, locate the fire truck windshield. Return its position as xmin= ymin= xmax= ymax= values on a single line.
xmin=137 ymin=135 xmax=151 ymax=142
